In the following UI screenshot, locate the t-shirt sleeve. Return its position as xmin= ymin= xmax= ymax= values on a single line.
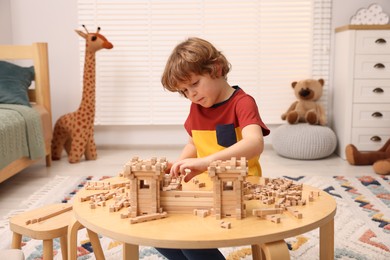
xmin=236 ymin=95 xmax=270 ymax=136
xmin=184 ymin=103 xmax=195 ymax=136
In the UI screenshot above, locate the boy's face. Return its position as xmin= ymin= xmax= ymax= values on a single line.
xmin=177 ymin=73 xmax=226 ymax=108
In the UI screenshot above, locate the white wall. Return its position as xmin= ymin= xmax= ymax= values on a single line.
xmin=2 ymin=0 xmax=390 ymax=147
xmin=7 ymin=0 xmax=81 ymax=129
xmin=0 ymin=0 xmax=12 ymax=44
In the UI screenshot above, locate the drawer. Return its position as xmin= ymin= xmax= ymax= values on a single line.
xmin=354 ymin=55 xmax=390 ymax=78
xmin=351 ymin=128 xmax=390 ymax=151
xmin=352 ymin=104 xmax=390 ymax=127
xmin=354 ymin=80 xmax=390 ymax=103
xmin=355 ymin=30 xmax=390 ymax=54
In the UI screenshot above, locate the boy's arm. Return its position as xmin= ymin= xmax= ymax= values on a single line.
xmin=206 ymin=124 xmax=264 ymax=164
xmin=172 ymin=124 xmax=264 ymax=181
xmin=178 ymin=137 xmax=197 ymax=160
xmin=169 ymin=137 xmax=197 ymax=175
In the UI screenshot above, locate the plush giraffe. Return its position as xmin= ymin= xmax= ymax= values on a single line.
xmin=51 ymin=25 xmax=113 ymax=163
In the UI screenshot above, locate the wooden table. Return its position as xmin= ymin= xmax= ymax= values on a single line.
xmin=69 ymin=176 xmax=336 ymax=260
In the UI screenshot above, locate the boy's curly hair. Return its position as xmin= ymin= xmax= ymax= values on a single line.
xmin=161 ymin=37 xmax=231 ymax=93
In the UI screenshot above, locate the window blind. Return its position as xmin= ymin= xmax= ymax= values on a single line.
xmin=78 ymin=0 xmax=332 ymax=125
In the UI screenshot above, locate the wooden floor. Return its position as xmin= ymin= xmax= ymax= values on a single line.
xmin=0 ymin=144 xmax=374 ymax=218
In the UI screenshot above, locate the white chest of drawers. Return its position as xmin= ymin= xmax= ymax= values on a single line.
xmin=333 ymin=25 xmax=390 ymax=159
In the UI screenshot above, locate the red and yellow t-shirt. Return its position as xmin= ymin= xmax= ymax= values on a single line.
xmin=184 ymin=86 xmax=270 ymax=176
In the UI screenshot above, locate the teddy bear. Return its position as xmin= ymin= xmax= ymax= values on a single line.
xmin=345 ymin=139 xmax=390 ymax=175
xmin=281 ymin=78 xmax=327 ymax=126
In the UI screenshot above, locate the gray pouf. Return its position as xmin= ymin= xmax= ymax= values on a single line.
xmin=272 ymin=124 xmax=337 ymax=160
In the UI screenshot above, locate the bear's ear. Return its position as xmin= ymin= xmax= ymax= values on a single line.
xmin=318 ymin=78 xmax=324 ymax=86
xmin=292 ymin=81 xmax=298 ymax=88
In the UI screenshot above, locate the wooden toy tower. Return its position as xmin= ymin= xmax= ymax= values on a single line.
xmin=123 ymin=156 xmax=167 ymax=217
xmin=208 ymin=157 xmax=248 ymax=219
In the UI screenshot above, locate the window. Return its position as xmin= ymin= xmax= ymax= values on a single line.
xmin=139 ymin=179 xmax=150 ymax=189
xmin=223 ymin=181 xmax=234 ymax=191
xmin=78 ymin=0 xmax=332 ymax=125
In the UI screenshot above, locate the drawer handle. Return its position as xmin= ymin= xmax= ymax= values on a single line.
xmin=373 ymin=87 xmax=384 ymax=93
xmin=370 ymin=136 xmax=382 ymax=142
xmin=371 ymin=112 xmax=383 ymax=118
xmin=375 ymin=38 xmax=387 ymax=44
xmin=374 ymin=63 xmax=385 ymax=69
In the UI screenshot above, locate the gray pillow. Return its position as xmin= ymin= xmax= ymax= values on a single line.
xmin=0 ymin=61 xmax=35 ymax=107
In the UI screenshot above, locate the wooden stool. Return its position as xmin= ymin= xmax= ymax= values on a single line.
xmin=9 ymin=203 xmax=73 ymax=260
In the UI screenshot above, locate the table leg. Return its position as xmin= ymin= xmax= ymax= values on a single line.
xmin=60 ymin=235 xmax=68 ymax=260
xmin=86 ymin=228 xmax=105 ymax=260
xmin=122 ymin=243 xmax=139 ymax=260
xmin=251 ymin=244 xmax=265 ymax=260
xmin=68 ymin=216 xmax=84 ymax=260
xmin=261 ymin=240 xmax=290 ymax=260
xmin=43 ymin=239 xmax=53 ymax=259
xmin=320 ymin=218 xmax=334 ymax=260
xmin=11 ymin=233 xmax=22 ymax=249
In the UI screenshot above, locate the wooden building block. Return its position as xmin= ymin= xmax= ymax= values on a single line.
xmin=129 ymin=212 xmax=168 ymax=224
xmin=25 ymin=204 xmax=73 ymax=225
xmin=266 ymin=214 xmax=281 ymax=223
xmin=220 ymin=221 xmax=231 ymax=229
xmin=252 ymin=208 xmax=283 ymax=217
xmin=193 ymin=209 xmax=210 ymax=217
xmin=287 ymin=207 xmax=303 ymax=219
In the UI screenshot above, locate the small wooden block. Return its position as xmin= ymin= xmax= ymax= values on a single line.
xmin=220 ymin=221 xmax=231 ymax=229
xmin=287 ymin=207 xmax=303 ymax=219
xmin=266 ymin=214 xmax=281 ymax=223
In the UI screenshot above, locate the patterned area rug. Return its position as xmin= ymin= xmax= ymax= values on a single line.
xmin=0 ymin=175 xmax=389 ymax=260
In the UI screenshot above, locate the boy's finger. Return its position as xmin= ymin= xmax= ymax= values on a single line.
xmin=170 ymin=166 xmax=179 ymax=178
xmin=184 ymin=172 xmax=195 ymax=183
xmin=164 ymin=162 xmax=172 ymax=173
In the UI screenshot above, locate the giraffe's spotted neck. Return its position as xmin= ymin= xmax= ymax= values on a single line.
xmin=78 ymin=50 xmax=96 ymax=121
xmin=74 ymin=26 xmax=113 ymax=122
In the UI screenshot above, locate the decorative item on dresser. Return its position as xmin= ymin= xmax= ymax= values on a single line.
xmin=349 ymin=3 xmax=389 ymax=25
xmin=333 ymin=25 xmax=390 ymax=160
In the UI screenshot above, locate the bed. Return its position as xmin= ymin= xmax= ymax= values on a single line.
xmin=0 ymin=42 xmax=52 ymax=183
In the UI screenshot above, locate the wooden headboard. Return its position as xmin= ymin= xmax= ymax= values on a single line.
xmin=0 ymin=42 xmax=53 ymax=182
xmin=0 ymin=42 xmax=52 ymax=122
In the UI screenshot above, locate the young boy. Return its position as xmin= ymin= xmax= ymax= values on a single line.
xmin=156 ymin=37 xmax=270 ymax=259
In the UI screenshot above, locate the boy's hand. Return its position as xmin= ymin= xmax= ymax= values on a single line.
xmin=164 ymin=161 xmax=173 ymax=174
xmin=170 ymin=158 xmax=210 ymax=182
